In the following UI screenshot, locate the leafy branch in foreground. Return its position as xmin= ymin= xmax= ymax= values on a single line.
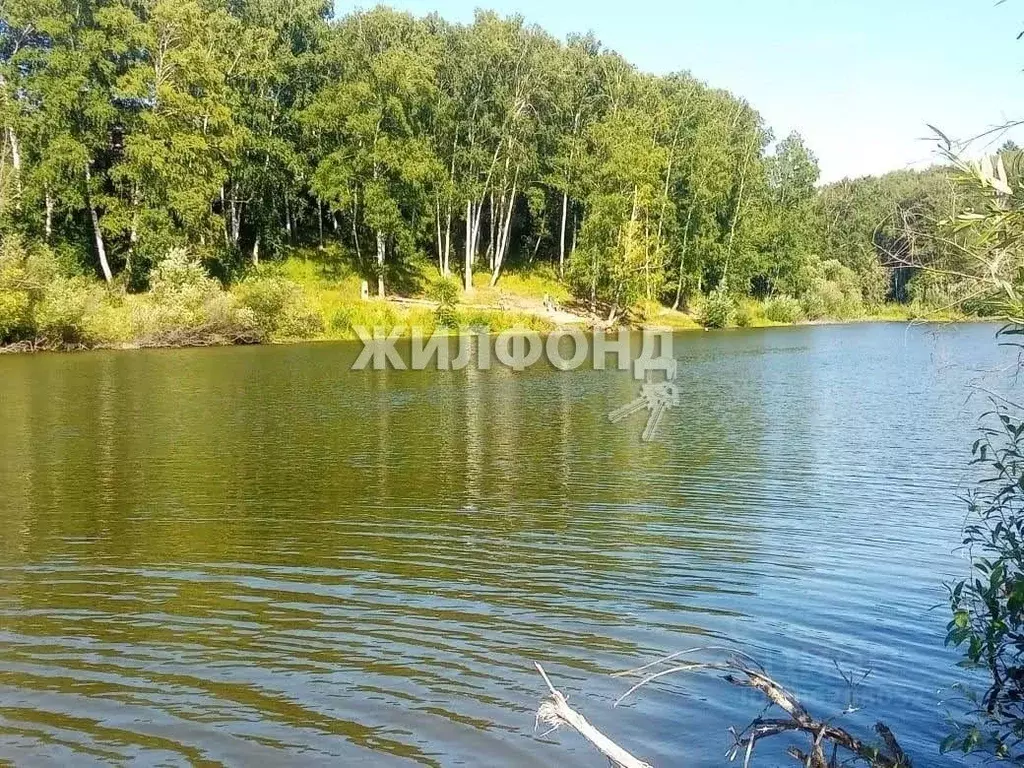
xmin=945 ymin=392 xmax=1024 ymax=761
xmin=935 ymin=131 xmax=1024 ymax=762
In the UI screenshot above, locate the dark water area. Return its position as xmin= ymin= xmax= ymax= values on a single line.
xmin=0 ymin=322 xmax=1012 ymax=766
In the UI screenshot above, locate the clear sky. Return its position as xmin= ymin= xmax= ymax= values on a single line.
xmin=336 ymin=0 xmax=1024 ymax=183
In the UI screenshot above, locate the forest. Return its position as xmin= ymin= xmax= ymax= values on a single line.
xmin=0 ymin=0 xmax=1014 ymax=348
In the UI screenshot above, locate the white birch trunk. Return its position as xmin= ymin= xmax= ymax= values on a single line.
xmin=490 ymin=178 xmax=517 ymax=288
xmin=464 ymin=200 xmax=473 ymax=292
xmin=443 ymin=204 xmax=452 ymax=277
xmin=352 ymin=200 xmax=362 ymax=263
xmin=488 ymin=192 xmax=496 ymax=271
xmin=317 ymin=199 xmax=324 ymax=249
xmin=231 ymin=195 xmax=241 ymax=244
xmin=84 ymin=165 xmax=112 ymax=283
xmin=435 ymin=197 xmax=444 ymax=274
xmin=44 ymin=190 xmax=53 ymax=241
xmin=723 ymin=136 xmax=754 ymax=287
xmin=559 ymin=191 xmax=568 ymax=276
xmin=221 ymin=187 xmax=230 ymax=246
xmin=375 ymin=230 xmax=386 ymax=297
xmin=7 ymin=127 xmax=20 ymax=190
xmin=673 ymin=205 xmax=696 ymax=310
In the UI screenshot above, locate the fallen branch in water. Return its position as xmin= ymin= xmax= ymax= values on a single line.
xmin=534 ymin=662 xmax=652 ymax=768
xmin=535 ymin=648 xmax=911 ymax=768
xmin=614 ymin=649 xmax=911 ymax=768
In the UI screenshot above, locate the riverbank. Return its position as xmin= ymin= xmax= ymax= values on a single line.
xmin=0 ymin=250 xmax=981 ymax=355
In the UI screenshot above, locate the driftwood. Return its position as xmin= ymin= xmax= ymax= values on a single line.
xmin=535 ymin=663 xmax=652 ymax=768
xmin=133 ymin=323 xmax=262 ymax=348
xmin=536 ymin=648 xmax=912 ymax=768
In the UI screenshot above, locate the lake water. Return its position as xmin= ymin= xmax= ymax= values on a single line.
xmin=0 ymin=322 xmax=1011 ymax=766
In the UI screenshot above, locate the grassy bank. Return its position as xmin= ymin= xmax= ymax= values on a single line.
xmin=0 ymin=239 xmax=980 ymax=355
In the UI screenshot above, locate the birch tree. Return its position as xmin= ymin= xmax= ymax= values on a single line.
xmin=304 ymin=8 xmax=440 ymax=296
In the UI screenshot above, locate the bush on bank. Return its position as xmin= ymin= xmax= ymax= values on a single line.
xmin=0 ymin=235 xmax=109 ymax=348
xmin=697 ymin=289 xmax=734 ymax=329
xmin=764 ymin=295 xmax=803 ymax=324
xmin=0 ymin=241 xmax=331 ymax=350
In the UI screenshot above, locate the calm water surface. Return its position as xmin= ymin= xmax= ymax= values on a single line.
xmin=0 ymin=323 xmax=1012 ymax=766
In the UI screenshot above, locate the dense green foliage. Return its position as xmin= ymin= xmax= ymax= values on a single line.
xmin=939 ymin=139 xmax=1024 ymax=762
xmin=0 ymin=1 xmax=1013 ymax=345
xmin=947 ymin=393 xmax=1024 ymax=761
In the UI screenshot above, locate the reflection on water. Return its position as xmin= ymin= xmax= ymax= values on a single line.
xmin=0 ymin=323 xmax=1009 ymax=765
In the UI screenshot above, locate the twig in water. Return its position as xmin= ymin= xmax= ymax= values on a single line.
xmin=536 ymin=647 xmax=912 ymax=768
xmin=615 ymin=649 xmax=911 ymax=768
xmin=534 ymin=662 xmax=653 ymax=768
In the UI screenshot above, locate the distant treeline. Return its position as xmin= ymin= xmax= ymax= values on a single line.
xmin=0 ymin=1 xmax=1010 ymax=317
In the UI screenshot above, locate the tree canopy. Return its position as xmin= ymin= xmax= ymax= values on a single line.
xmin=0 ymin=1 xmax=997 ymax=318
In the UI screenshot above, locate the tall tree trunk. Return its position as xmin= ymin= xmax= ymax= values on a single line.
xmin=488 ymin=192 xmax=496 ymax=271
xmin=317 ymin=199 xmax=324 ymax=249
xmin=490 ymin=176 xmax=518 ymax=287
xmin=352 ymin=199 xmax=362 ymax=264
xmin=464 ymin=200 xmax=473 ymax=292
xmin=221 ymin=186 xmax=230 ymax=246
xmin=443 ymin=203 xmax=452 ymax=277
xmin=571 ymin=209 xmax=579 ymax=257
xmin=44 ymin=189 xmax=53 ymax=241
xmin=7 ymin=127 xmax=21 ymax=201
xmin=84 ymin=165 xmax=112 ymax=283
xmin=284 ymin=194 xmax=292 ymax=241
xmin=723 ymin=128 xmax=757 ymax=288
xmin=435 ymin=197 xmax=444 ymax=275
xmin=672 ymin=205 xmax=696 ymax=310
xmin=559 ymin=191 xmax=568 ymax=276
xmin=127 ymin=190 xmax=138 ymax=276
xmin=231 ymin=192 xmax=241 ymax=244
xmin=375 ymin=230 xmax=386 ymax=297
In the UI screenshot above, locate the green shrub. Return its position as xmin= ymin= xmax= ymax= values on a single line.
xmin=84 ymin=296 xmax=134 ymax=344
xmin=800 ymin=282 xmax=828 ymax=320
xmin=0 ymin=288 xmax=30 ymax=341
xmin=143 ymin=248 xmax=223 ymax=328
xmin=0 ymin=235 xmax=101 ymax=347
xmin=734 ymin=301 xmax=753 ymax=328
xmin=698 ymin=289 xmax=734 ymax=329
xmin=148 ymin=248 xmax=219 ymax=299
xmin=427 ymin=275 xmax=461 ymax=328
xmin=801 ymin=277 xmax=862 ymax=320
xmin=34 ymin=276 xmax=105 ymax=345
xmin=234 ymin=275 xmax=323 ymax=339
xmin=764 ymin=294 xmax=803 ymax=324
xmin=132 ymin=249 xmax=260 ymax=346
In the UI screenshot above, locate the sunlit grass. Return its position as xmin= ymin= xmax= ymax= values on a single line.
xmin=266 ymin=254 xmax=559 ymax=340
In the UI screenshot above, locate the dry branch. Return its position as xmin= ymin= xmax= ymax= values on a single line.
xmin=615 ymin=649 xmax=912 ymax=768
xmin=534 ymin=662 xmax=653 ymax=768
xmin=535 ymin=648 xmax=912 ymax=768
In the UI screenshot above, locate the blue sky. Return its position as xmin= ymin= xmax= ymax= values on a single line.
xmin=337 ymin=0 xmax=1024 ymax=183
